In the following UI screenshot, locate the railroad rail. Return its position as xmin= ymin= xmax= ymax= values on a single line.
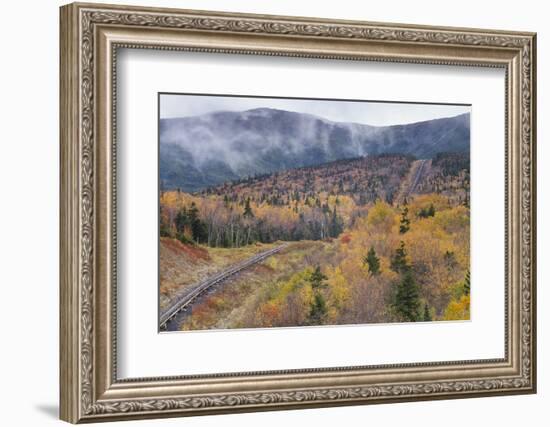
xmin=159 ymin=243 xmax=288 ymax=330
xmin=405 ymin=159 xmax=428 ymax=197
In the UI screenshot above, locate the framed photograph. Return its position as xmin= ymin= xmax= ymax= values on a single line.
xmin=60 ymin=2 xmax=537 ymax=423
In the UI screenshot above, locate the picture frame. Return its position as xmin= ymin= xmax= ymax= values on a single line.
xmin=59 ymin=2 xmax=536 ymax=423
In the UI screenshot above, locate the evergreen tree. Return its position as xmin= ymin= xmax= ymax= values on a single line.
xmin=463 ymin=269 xmax=471 ymax=295
xmin=243 ymin=197 xmax=254 ymax=218
xmin=309 ymin=266 xmax=328 ymax=289
xmin=174 ymin=207 xmax=188 ymax=234
xmin=188 ymin=202 xmax=199 ymax=219
xmin=364 ymin=246 xmax=381 ymax=275
xmin=390 ymin=241 xmax=410 ymax=274
xmin=399 ymin=206 xmax=411 ymax=234
xmin=187 ymin=202 xmax=208 ymax=244
xmin=418 ymin=203 xmax=436 ymax=218
xmin=308 ymin=293 xmax=328 ymax=325
xmin=423 ymin=303 xmax=432 ymax=322
xmin=329 ymin=206 xmax=344 ymax=238
xmin=159 ymin=205 xmax=172 ymax=238
xmin=192 ymin=219 xmax=208 ymax=244
xmin=393 ymin=270 xmax=420 ymax=322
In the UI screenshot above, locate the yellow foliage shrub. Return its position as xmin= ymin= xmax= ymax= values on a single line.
xmin=366 ymin=200 xmax=397 ymax=233
xmin=443 ymin=295 xmax=470 ymax=320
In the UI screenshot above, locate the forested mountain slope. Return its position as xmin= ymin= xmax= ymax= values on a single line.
xmin=160 ymin=109 xmax=470 ymax=192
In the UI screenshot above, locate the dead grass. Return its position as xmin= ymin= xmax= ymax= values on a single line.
xmin=159 ymin=238 xmax=277 ymax=309
xmin=179 ymin=240 xmax=336 ymax=330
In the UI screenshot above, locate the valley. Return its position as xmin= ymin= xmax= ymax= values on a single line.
xmin=159 ymin=152 xmax=470 ymax=331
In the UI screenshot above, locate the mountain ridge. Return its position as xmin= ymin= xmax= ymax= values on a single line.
xmin=160 ymin=108 xmax=470 ymax=192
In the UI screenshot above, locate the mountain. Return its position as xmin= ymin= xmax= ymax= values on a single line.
xmin=160 ymin=108 xmax=470 ymax=192
xmin=205 ymin=154 xmax=415 ymax=207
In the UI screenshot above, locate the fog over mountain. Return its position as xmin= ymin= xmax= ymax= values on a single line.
xmin=160 ymin=108 xmax=470 ymax=192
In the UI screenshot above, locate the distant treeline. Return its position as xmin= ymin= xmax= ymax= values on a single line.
xmin=160 ymin=195 xmax=345 ymax=248
xmin=200 ymin=154 xmax=414 ymax=208
xmin=417 ymin=152 xmax=470 ymax=206
xmin=160 ymin=152 xmax=470 ymax=248
xmin=432 ymin=151 xmax=470 ymax=176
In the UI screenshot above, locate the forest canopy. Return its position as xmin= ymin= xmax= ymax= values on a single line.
xmin=160 ymin=153 xmax=470 ymax=329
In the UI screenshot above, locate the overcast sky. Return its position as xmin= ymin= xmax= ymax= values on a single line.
xmin=160 ymin=93 xmax=470 ymax=127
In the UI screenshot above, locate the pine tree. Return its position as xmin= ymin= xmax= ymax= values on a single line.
xmin=423 ymin=303 xmax=432 ymax=321
xmin=364 ymin=246 xmax=381 ymax=275
xmin=243 ymin=197 xmax=254 ymax=218
xmin=418 ymin=203 xmax=436 ymax=218
xmin=188 ymin=202 xmax=207 ymax=244
xmin=309 ymin=266 xmax=328 ymax=289
xmin=175 ymin=207 xmax=189 ymax=234
xmin=308 ymin=293 xmax=328 ymax=325
xmin=463 ymin=269 xmax=471 ymax=295
xmin=188 ymin=202 xmax=199 ymax=219
xmin=329 ymin=206 xmax=344 ymax=238
xmin=399 ymin=206 xmax=410 ymax=234
xmin=390 ymin=241 xmax=410 ymax=274
xmin=394 ymin=270 xmax=420 ymax=322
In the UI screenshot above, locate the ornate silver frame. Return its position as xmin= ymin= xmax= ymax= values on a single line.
xmin=60 ymin=2 xmax=536 ymax=423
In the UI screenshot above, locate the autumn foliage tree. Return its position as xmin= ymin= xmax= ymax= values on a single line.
xmin=160 ymin=152 xmax=472 ymax=330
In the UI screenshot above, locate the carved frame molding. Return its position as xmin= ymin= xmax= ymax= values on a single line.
xmin=60 ymin=2 xmax=536 ymax=423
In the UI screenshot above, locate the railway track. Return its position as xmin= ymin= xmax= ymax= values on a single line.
xmin=159 ymin=243 xmax=288 ymax=330
xmin=405 ymin=159 xmax=428 ymax=198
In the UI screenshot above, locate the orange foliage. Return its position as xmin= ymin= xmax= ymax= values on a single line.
xmin=340 ymin=233 xmax=352 ymax=244
xmin=257 ymin=302 xmax=281 ymax=327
